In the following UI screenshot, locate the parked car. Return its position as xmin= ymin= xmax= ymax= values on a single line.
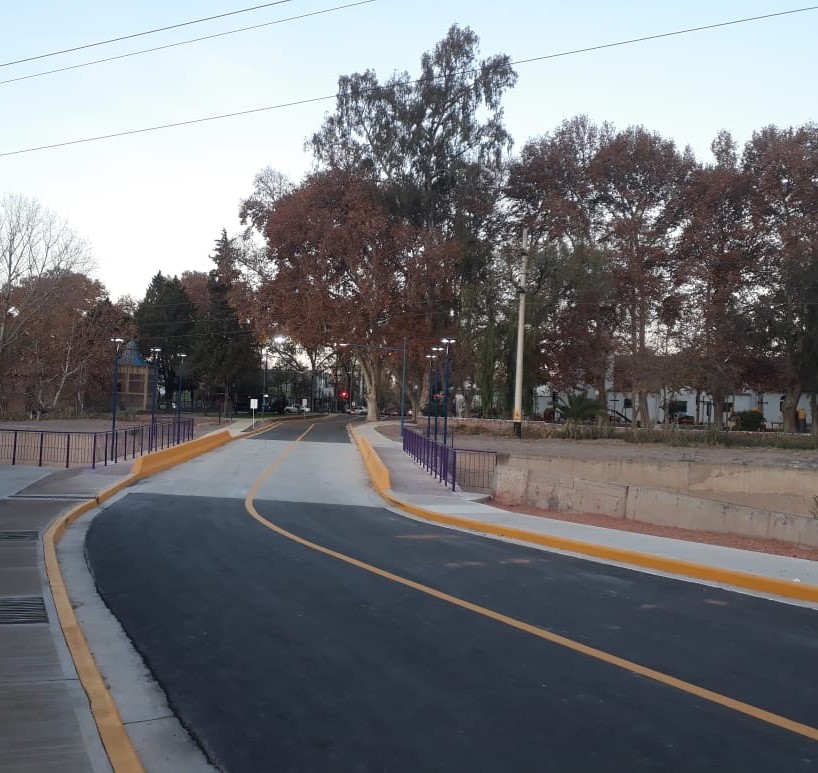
xmin=348 ymin=406 xmax=367 ymax=415
xmin=284 ymin=404 xmax=310 ymax=414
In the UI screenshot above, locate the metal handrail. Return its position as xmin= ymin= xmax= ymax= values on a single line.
xmin=0 ymin=418 xmax=195 ymax=469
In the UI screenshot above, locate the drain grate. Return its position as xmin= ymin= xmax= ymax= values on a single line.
xmin=0 ymin=596 xmax=48 ymax=624
xmin=0 ymin=531 xmax=39 ymax=541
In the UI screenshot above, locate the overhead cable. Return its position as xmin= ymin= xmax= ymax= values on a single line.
xmin=0 ymin=0 xmax=296 ymax=68
xmin=2 ymin=5 xmax=816 ymax=158
xmin=0 ymin=1 xmax=376 ymax=88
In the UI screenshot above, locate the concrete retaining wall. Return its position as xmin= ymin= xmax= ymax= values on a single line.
xmin=494 ymin=457 xmax=818 ymax=548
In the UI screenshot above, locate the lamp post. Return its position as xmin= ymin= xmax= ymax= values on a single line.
xmin=176 ymin=353 xmax=186 ymax=443
xmin=441 ymin=338 xmax=456 ymax=448
xmin=513 ymin=229 xmax=529 ymax=438
xmin=261 ymin=353 xmax=268 ymax=420
xmin=425 ymin=353 xmax=438 ymax=438
xmin=150 ymin=347 xmax=161 ymax=451
xmin=110 ymin=337 xmax=124 ymax=461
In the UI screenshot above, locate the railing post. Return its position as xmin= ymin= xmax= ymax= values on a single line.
xmin=38 ymin=433 xmax=44 ymax=467
xmin=65 ymin=433 xmax=70 ymax=469
xmin=12 ymin=431 xmax=17 ymax=465
xmin=92 ymin=433 xmax=97 ymax=469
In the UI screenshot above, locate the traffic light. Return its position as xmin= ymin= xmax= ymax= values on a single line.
xmin=340 ymin=390 xmax=349 ymax=400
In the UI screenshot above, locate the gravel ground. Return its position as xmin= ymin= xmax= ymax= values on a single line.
xmin=378 ymin=421 xmax=818 ymax=561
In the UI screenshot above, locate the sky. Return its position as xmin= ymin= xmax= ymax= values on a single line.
xmin=2 ymin=1 xmax=816 ymax=302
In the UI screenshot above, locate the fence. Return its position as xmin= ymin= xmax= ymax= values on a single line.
xmin=402 ymin=428 xmax=497 ymax=493
xmin=0 ymin=418 xmax=195 ymax=469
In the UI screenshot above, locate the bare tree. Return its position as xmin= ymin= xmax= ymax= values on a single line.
xmin=0 ymin=195 xmax=94 ymax=404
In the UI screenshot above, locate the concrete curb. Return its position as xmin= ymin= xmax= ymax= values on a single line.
xmin=350 ymin=428 xmax=818 ymax=604
xmin=43 ymin=429 xmax=241 ymax=772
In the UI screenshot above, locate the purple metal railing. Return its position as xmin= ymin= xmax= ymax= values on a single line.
xmin=403 ymin=428 xmax=457 ymax=488
xmin=403 ymin=428 xmax=497 ymax=493
xmin=0 ymin=418 xmax=195 ymax=469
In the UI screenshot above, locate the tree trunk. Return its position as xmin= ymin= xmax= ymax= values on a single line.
xmin=782 ymin=385 xmax=800 ymax=433
xmin=811 ymin=393 xmax=818 ymax=437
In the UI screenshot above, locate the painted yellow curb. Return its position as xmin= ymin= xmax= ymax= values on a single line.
xmin=43 ymin=427 xmax=240 ymax=772
xmin=350 ymin=428 xmax=818 ymax=604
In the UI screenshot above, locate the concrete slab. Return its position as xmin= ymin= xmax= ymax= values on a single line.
xmin=0 ymin=542 xmax=38 ymax=569
xmin=0 ymin=624 xmax=65 ymax=684
xmin=0 ymin=499 xmax=81 ymax=531
xmin=0 ymin=566 xmax=44 ymax=596
xmin=0 ymin=466 xmax=57 ymax=498
xmin=0 ymin=681 xmax=93 ymax=773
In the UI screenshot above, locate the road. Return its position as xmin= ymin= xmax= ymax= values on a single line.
xmin=85 ymin=415 xmax=818 ymax=772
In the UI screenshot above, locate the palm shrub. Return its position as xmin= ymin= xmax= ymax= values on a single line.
xmin=556 ymin=391 xmax=606 ymax=423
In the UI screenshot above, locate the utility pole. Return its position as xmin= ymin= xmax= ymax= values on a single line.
xmin=513 ymin=229 xmax=529 ymax=438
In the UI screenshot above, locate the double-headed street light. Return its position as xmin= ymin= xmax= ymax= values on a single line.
xmin=441 ymin=338 xmax=456 ymax=448
xmin=176 ymin=353 xmax=187 ymax=443
xmin=110 ymin=337 xmax=124 ymax=461
xmin=150 ymin=347 xmax=161 ymax=451
xmin=425 ymin=353 xmax=438 ymax=438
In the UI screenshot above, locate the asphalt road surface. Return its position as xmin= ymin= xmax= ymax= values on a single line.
xmin=86 ymin=415 xmax=818 ymax=772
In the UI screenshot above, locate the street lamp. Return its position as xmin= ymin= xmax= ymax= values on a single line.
xmin=110 ymin=338 xmax=124 ymax=461
xmin=150 ymin=347 xmax=161 ymax=451
xmin=441 ymin=338 xmax=456 ymax=448
xmin=513 ymin=229 xmax=529 ymax=438
xmin=176 ymin=353 xmax=186 ymax=443
xmin=425 ymin=353 xmax=438 ymax=438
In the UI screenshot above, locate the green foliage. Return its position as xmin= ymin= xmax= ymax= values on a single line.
xmin=190 ymin=232 xmax=258 ymax=413
xmin=556 ymin=391 xmax=605 ymax=423
xmin=732 ymin=410 xmax=766 ymax=432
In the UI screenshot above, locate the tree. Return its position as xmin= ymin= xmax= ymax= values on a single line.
xmin=16 ymin=274 xmax=109 ymax=417
xmin=239 ymin=166 xmax=295 ymax=236
xmin=673 ymin=132 xmax=758 ymax=429
xmin=742 ymin=124 xmax=818 ymax=432
xmin=310 ymin=25 xmax=516 ymax=230
xmin=309 ymin=25 xmax=517 ymax=412
xmin=259 ymin=170 xmax=460 ymax=420
xmin=590 ymin=126 xmax=693 ymax=426
xmin=191 ymin=233 xmax=258 ymax=415
xmin=134 ymin=272 xmax=196 ymax=407
xmin=0 ymin=194 xmax=94 ymax=411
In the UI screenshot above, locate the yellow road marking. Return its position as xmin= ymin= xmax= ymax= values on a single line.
xmin=244 ymin=430 xmax=818 ymax=744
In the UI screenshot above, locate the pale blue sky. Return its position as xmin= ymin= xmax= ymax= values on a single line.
xmin=2 ymin=1 xmax=815 ymax=300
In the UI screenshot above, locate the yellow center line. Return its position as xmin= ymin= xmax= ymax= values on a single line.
xmin=243 ymin=428 xmax=818 ymax=744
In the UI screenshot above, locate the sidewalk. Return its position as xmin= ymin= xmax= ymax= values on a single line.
xmin=355 ymin=421 xmax=818 ymax=599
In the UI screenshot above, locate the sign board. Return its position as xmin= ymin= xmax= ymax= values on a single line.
xmin=250 ymin=398 xmax=258 ymax=410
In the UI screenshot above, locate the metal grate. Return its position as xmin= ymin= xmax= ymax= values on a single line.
xmin=0 ymin=596 xmax=48 ymax=624
xmin=0 ymin=531 xmax=39 ymax=541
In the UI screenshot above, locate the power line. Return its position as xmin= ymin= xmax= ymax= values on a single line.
xmin=0 ymin=95 xmax=335 ymax=158
xmin=0 ymin=1 xmax=376 ymax=88
xmin=511 ymin=5 xmax=818 ymax=68
xmin=0 ymin=0 xmax=297 ymax=69
xmin=2 ymin=5 xmax=816 ymax=159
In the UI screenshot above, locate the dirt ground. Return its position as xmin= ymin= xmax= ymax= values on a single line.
xmin=378 ymin=421 xmax=818 ymax=562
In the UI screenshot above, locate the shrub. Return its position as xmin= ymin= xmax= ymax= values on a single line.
xmin=732 ymin=410 xmax=766 ymax=432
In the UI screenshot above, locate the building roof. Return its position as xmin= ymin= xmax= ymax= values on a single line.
xmin=119 ymin=340 xmax=149 ymax=367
